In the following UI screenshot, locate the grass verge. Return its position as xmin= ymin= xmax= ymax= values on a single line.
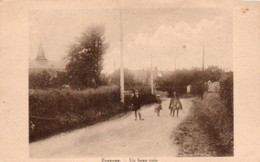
xmin=172 ymin=92 xmax=233 ymax=157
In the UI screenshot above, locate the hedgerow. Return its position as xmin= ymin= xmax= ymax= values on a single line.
xmin=173 ymin=93 xmax=233 ymax=156
xmin=29 ymin=85 xmax=156 ymax=142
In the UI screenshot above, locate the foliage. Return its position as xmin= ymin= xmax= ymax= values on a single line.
xmin=203 ymin=66 xmax=224 ymax=82
xmin=219 ymin=72 xmax=233 ymax=115
xmin=109 ymin=68 xmax=143 ymax=90
xmin=50 ymin=71 xmax=70 ymax=89
xmin=29 ymin=85 xmax=120 ymax=141
xmin=29 ymin=71 xmax=52 ymax=89
xmin=29 ymin=85 xmax=156 ymax=142
xmin=190 ymin=80 xmax=206 ymax=99
xmin=29 ymin=71 xmax=69 ymax=89
xmin=65 ymin=24 xmax=108 ymax=89
xmin=173 ymin=93 xmax=233 ymax=156
xmin=155 ymin=66 xmax=224 ymax=97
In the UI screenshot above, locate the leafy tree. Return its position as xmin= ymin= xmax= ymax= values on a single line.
xmin=29 ymin=71 xmax=70 ymax=89
xmin=191 ymin=80 xmax=206 ymax=99
xmin=29 ymin=71 xmax=52 ymax=89
xmin=109 ymin=68 xmax=140 ymax=90
xmin=65 ymin=25 xmax=108 ymax=89
xmin=51 ymin=72 xmax=70 ymax=89
xmin=155 ymin=67 xmax=223 ymax=97
xmin=202 ymin=66 xmax=224 ymax=82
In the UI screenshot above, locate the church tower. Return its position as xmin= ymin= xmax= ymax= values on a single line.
xmin=36 ymin=42 xmax=47 ymax=61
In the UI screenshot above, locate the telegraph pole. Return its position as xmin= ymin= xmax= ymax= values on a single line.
xmin=120 ymin=8 xmax=124 ymax=103
xmin=174 ymin=53 xmax=177 ymax=91
xmin=174 ymin=54 xmax=177 ymax=72
xmin=202 ymin=44 xmax=205 ymax=71
xmin=151 ymin=53 xmax=154 ymax=95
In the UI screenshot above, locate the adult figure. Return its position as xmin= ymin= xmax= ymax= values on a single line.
xmin=132 ymin=90 xmax=144 ymax=120
xmin=168 ymin=91 xmax=182 ymax=117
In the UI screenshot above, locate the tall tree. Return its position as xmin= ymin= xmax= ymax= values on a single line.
xmin=109 ymin=68 xmax=138 ymax=90
xmin=66 ymin=25 xmax=108 ymax=89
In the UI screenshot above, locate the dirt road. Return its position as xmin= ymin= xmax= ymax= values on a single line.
xmin=30 ymin=98 xmax=192 ymax=158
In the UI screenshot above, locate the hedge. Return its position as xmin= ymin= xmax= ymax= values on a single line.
xmin=29 ymin=85 xmax=156 ymax=142
xmin=219 ymin=72 xmax=233 ymax=115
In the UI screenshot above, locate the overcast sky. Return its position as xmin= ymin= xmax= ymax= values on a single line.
xmin=30 ymin=8 xmax=232 ymax=73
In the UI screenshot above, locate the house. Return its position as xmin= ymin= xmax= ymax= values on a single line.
xmin=207 ymin=80 xmax=220 ymax=92
xmin=187 ymin=84 xmax=191 ymax=93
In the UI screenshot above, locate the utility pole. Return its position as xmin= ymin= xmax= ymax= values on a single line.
xmin=120 ymin=8 xmax=124 ymax=103
xmin=202 ymin=44 xmax=205 ymax=71
xmin=114 ymin=56 xmax=116 ymax=72
xmin=174 ymin=54 xmax=177 ymax=72
xmin=150 ymin=53 xmax=154 ymax=95
xmin=174 ymin=54 xmax=177 ymax=91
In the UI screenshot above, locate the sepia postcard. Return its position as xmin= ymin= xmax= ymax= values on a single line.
xmin=0 ymin=0 xmax=260 ymax=162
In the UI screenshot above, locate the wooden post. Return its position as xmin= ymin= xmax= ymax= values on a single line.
xmin=120 ymin=9 xmax=124 ymax=103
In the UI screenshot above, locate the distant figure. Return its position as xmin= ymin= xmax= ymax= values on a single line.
xmin=154 ymin=94 xmax=162 ymax=116
xmin=168 ymin=92 xmax=182 ymax=117
xmin=132 ymin=90 xmax=144 ymax=120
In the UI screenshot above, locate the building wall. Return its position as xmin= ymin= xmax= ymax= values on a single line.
xmin=207 ymin=81 xmax=220 ymax=92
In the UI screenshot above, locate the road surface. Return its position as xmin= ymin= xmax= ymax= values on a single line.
xmin=30 ymin=98 xmax=192 ymax=158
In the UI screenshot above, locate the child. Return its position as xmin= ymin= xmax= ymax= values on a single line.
xmin=169 ymin=92 xmax=182 ymax=117
xmin=155 ymin=94 xmax=162 ymax=116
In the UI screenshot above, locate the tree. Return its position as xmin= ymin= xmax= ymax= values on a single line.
xmin=191 ymin=80 xmax=206 ymax=99
xmin=65 ymin=25 xmax=108 ymax=89
xmin=109 ymin=68 xmax=139 ymax=90
xmin=202 ymin=66 xmax=224 ymax=82
xmin=29 ymin=71 xmax=52 ymax=89
xmin=51 ymin=72 xmax=70 ymax=89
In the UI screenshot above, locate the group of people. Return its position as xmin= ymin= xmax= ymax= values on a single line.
xmin=132 ymin=90 xmax=183 ymax=120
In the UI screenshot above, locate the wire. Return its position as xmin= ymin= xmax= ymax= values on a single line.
xmin=30 ymin=115 xmax=58 ymax=120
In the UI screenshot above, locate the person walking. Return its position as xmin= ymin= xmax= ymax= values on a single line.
xmin=154 ymin=94 xmax=162 ymax=116
xmin=168 ymin=91 xmax=182 ymax=117
xmin=132 ymin=90 xmax=144 ymax=120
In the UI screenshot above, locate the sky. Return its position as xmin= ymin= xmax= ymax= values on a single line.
xmin=30 ymin=8 xmax=233 ymax=73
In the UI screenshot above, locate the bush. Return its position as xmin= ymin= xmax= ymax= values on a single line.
xmin=155 ymin=67 xmax=224 ymax=97
xmin=219 ymin=72 xmax=233 ymax=115
xmin=199 ymin=93 xmax=233 ymax=155
xmin=29 ymin=71 xmax=69 ymax=89
xmin=29 ymin=71 xmax=52 ymax=89
xmin=29 ymin=85 xmax=121 ymax=141
xmin=191 ymin=81 xmax=206 ymax=99
xmin=29 ymin=85 xmax=156 ymax=142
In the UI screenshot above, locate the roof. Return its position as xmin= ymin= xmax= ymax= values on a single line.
xmin=36 ymin=42 xmax=47 ymax=60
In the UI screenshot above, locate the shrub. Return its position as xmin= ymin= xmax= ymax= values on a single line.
xmin=29 ymin=71 xmax=52 ymax=89
xmin=219 ymin=72 xmax=233 ymax=115
xmin=173 ymin=93 xmax=233 ymax=156
xmin=191 ymin=81 xmax=206 ymax=99
xmin=29 ymin=85 xmax=120 ymax=141
xmin=29 ymin=71 xmax=69 ymax=89
xmin=29 ymin=85 xmax=156 ymax=142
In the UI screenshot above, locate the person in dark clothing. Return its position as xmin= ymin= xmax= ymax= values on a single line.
xmin=132 ymin=90 xmax=144 ymax=120
xmin=168 ymin=91 xmax=182 ymax=117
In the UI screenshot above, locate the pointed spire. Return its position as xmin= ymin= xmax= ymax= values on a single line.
xmin=36 ymin=41 xmax=47 ymax=60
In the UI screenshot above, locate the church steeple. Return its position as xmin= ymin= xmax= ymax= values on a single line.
xmin=36 ymin=41 xmax=47 ymax=60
